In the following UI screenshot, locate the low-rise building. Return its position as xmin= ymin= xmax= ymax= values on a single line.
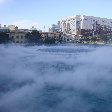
xmin=29 ymin=26 xmax=37 ymax=33
xmin=10 ymin=31 xmax=26 ymax=43
xmin=0 ymin=25 xmax=10 ymax=33
xmin=10 ymin=32 xmax=26 ymax=43
xmin=8 ymin=25 xmax=16 ymax=31
xmin=40 ymin=32 xmax=61 ymax=42
xmin=10 ymin=27 xmax=27 ymax=43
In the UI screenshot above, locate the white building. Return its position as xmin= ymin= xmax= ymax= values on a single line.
xmin=0 ymin=25 xmax=10 ymax=32
xmin=59 ymin=15 xmax=112 ymax=36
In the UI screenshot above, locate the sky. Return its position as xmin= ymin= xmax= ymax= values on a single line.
xmin=0 ymin=0 xmax=112 ymax=31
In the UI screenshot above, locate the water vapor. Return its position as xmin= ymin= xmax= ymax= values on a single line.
xmin=0 ymin=44 xmax=112 ymax=112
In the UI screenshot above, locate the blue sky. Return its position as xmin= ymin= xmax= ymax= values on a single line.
xmin=0 ymin=0 xmax=112 ymax=30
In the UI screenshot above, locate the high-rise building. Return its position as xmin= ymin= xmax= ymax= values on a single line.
xmin=59 ymin=15 xmax=112 ymax=36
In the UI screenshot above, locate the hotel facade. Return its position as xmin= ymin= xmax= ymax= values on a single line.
xmin=59 ymin=15 xmax=112 ymax=36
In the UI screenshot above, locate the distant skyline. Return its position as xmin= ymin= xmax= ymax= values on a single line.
xmin=0 ymin=0 xmax=112 ymax=31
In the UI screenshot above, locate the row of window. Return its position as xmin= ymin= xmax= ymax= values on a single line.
xmin=12 ymin=36 xmax=25 ymax=39
xmin=15 ymin=41 xmax=25 ymax=43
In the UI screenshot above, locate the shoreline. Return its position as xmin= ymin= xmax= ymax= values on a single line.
xmin=0 ymin=42 xmax=112 ymax=47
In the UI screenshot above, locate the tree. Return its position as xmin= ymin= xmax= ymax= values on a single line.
xmin=44 ymin=37 xmax=56 ymax=44
xmin=0 ymin=32 xmax=10 ymax=44
xmin=91 ymin=36 xmax=98 ymax=42
xmin=58 ymin=33 xmax=63 ymax=43
xmin=97 ymin=34 xmax=105 ymax=41
xmin=83 ymin=37 xmax=90 ymax=42
xmin=25 ymin=30 xmax=40 ymax=44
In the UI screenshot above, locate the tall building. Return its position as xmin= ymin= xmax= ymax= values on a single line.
xmin=50 ymin=21 xmax=60 ymax=32
xmin=59 ymin=15 xmax=112 ymax=36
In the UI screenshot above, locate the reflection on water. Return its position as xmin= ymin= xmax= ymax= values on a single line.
xmin=0 ymin=44 xmax=112 ymax=112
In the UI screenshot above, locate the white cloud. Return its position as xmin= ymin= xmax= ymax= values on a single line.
xmin=0 ymin=0 xmax=9 ymax=5
xmin=0 ymin=0 xmax=5 ymax=4
xmin=13 ymin=19 xmax=49 ymax=31
xmin=13 ymin=20 xmax=39 ymax=29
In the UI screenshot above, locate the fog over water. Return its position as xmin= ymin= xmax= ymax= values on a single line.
xmin=0 ymin=44 xmax=112 ymax=112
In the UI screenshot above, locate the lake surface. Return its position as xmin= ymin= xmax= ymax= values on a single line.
xmin=0 ymin=44 xmax=112 ymax=112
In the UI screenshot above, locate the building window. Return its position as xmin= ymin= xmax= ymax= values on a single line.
xmin=16 ymin=41 xmax=19 ymax=43
xmin=21 ymin=36 xmax=23 ymax=39
xmin=16 ymin=36 xmax=19 ymax=39
xmin=12 ymin=36 xmax=14 ymax=39
xmin=89 ymin=31 xmax=92 ymax=34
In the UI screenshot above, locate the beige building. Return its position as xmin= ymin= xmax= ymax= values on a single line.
xmin=8 ymin=25 xmax=16 ymax=31
xmin=10 ymin=31 xmax=26 ymax=43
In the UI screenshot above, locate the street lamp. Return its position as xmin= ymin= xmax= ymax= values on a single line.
xmin=92 ymin=20 xmax=96 ymax=37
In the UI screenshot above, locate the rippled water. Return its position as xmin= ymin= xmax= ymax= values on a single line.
xmin=0 ymin=44 xmax=112 ymax=112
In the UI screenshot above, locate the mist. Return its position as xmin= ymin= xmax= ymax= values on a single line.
xmin=0 ymin=44 xmax=112 ymax=112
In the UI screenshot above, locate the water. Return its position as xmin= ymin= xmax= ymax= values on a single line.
xmin=0 ymin=44 xmax=112 ymax=112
